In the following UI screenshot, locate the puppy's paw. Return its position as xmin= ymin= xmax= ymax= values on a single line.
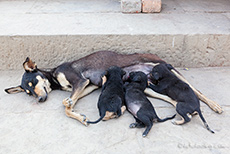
xmin=147 ymin=81 xmax=152 ymax=86
xmin=187 ymin=113 xmax=192 ymax=119
xmin=129 ymin=123 xmax=137 ymax=128
xmin=142 ymin=133 xmax=147 ymax=137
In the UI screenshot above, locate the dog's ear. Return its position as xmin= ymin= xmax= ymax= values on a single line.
xmin=102 ymin=70 xmax=108 ymax=77
xmin=153 ymin=72 xmax=160 ymax=80
xmin=133 ymin=76 xmax=141 ymax=82
xmin=165 ymin=63 xmax=174 ymax=70
xmin=23 ymin=57 xmax=37 ymax=72
xmin=5 ymin=85 xmax=25 ymax=94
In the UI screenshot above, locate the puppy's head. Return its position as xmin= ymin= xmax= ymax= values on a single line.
xmin=129 ymin=71 xmax=148 ymax=88
xmin=103 ymin=66 xmax=126 ymax=78
xmin=150 ymin=63 xmax=173 ymax=81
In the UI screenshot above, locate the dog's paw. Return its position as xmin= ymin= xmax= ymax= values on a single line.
xmin=129 ymin=123 xmax=137 ymax=128
xmin=63 ymin=97 xmax=73 ymax=107
xmin=213 ymin=105 xmax=223 ymax=114
xmin=187 ymin=113 xmax=192 ymax=119
xmin=80 ymin=113 xmax=89 ymax=126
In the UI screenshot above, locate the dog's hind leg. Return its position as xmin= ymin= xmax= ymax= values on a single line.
xmin=196 ymin=108 xmax=215 ymax=133
xmin=172 ymin=115 xmax=185 ymax=125
xmin=78 ymin=85 xmax=99 ymax=99
xmin=144 ymin=88 xmax=177 ymax=107
xmin=121 ymin=105 xmax=126 ymax=114
xmin=171 ymin=69 xmax=223 ymax=114
xmin=63 ymin=79 xmax=90 ymax=126
xmin=103 ymin=111 xmax=115 ymax=121
xmin=129 ymin=117 xmax=145 ymax=128
xmin=172 ymin=105 xmax=191 ymax=125
xmin=103 ymin=107 xmax=126 ymax=120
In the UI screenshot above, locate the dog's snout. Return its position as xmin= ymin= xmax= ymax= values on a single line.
xmin=38 ymin=96 xmax=47 ymax=102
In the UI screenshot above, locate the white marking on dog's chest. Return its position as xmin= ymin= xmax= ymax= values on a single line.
xmin=57 ymin=73 xmax=72 ymax=91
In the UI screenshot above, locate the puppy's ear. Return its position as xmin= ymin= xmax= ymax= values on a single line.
xmin=101 ymin=70 xmax=108 ymax=77
xmin=5 ymin=85 xmax=25 ymax=94
xmin=153 ymin=72 xmax=160 ymax=80
xmin=133 ymin=76 xmax=141 ymax=82
xmin=23 ymin=57 xmax=37 ymax=72
xmin=165 ymin=63 xmax=174 ymax=70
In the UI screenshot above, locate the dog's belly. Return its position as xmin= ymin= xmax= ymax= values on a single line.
xmin=82 ymin=69 xmax=104 ymax=86
xmin=127 ymin=103 xmax=141 ymax=117
xmin=123 ymin=63 xmax=158 ymax=80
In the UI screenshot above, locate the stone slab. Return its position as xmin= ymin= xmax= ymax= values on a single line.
xmin=121 ymin=0 xmax=142 ymax=13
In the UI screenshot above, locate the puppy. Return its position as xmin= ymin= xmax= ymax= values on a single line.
xmin=124 ymin=71 xmax=176 ymax=137
xmin=87 ymin=66 xmax=126 ymax=124
xmin=149 ymin=63 xmax=214 ymax=133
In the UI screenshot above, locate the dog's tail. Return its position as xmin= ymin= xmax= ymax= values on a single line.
xmin=87 ymin=112 xmax=105 ymax=124
xmin=157 ymin=114 xmax=176 ymax=122
xmin=197 ymin=109 xmax=215 ymax=133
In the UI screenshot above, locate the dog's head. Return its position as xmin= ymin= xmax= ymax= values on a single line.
xmin=150 ymin=63 xmax=173 ymax=81
xmin=103 ymin=66 xmax=126 ymax=78
xmin=5 ymin=57 xmax=51 ymax=102
xmin=129 ymin=71 xmax=148 ymax=89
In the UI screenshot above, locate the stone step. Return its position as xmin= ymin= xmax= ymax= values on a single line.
xmin=0 ymin=0 xmax=230 ymax=70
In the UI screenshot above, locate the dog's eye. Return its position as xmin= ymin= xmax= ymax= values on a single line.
xmin=28 ymin=82 xmax=32 ymax=87
xmin=26 ymin=89 xmax=32 ymax=95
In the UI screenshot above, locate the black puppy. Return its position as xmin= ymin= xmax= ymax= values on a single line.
xmin=149 ymin=63 xmax=214 ymax=133
xmin=124 ymin=71 xmax=176 ymax=137
xmin=87 ymin=66 xmax=126 ymax=124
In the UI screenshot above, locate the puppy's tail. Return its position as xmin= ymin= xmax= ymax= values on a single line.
xmin=197 ymin=109 xmax=215 ymax=133
xmin=87 ymin=113 xmax=105 ymax=124
xmin=157 ymin=114 xmax=176 ymax=122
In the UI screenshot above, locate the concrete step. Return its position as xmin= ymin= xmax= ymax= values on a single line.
xmin=0 ymin=0 xmax=230 ymax=70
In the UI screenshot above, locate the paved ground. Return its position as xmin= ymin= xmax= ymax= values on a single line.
xmin=1 ymin=67 xmax=230 ymax=154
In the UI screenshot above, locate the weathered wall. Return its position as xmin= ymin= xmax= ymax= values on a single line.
xmin=0 ymin=34 xmax=229 ymax=70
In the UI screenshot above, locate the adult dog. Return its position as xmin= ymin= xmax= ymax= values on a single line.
xmin=5 ymin=51 xmax=222 ymax=126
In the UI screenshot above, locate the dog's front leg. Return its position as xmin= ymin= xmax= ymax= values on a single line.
xmin=63 ymin=79 xmax=91 ymax=126
xmin=78 ymin=85 xmax=99 ymax=99
xmin=144 ymin=88 xmax=177 ymax=107
xmin=171 ymin=69 xmax=223 ymax=113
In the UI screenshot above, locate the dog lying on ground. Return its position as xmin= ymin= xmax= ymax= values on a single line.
xmin=87 ymin=66 xmax=126 ymax=124
xmin=124 ymin=71 xmax=176 ymax=137
xmin=149 ymin=63 xmax=214 ymax=133
xmin=4 ymin=51 xmax=222 ymax=126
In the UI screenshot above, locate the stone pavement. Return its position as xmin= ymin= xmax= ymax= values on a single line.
xmin=0 ymin=67 xmax=230 ymax=154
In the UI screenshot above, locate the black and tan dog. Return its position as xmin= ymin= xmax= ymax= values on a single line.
xmin=149 ymin=63 xmax=214 ymax=133
xmin=87 ymin=66 xmax=126 ymax=124
xmin=5 ymin=51 xmax=222 ymax=126
xmin=125 ymin=71 xmax=176 ymax=137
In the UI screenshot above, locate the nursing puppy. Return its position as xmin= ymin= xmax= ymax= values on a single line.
xmin=87 ymin=66 xmax=126 ymax=124
xmin=149 ymin=63 xmax=214 ymax=133
xmin=124 ymin=71 xmax=176 ymax=137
